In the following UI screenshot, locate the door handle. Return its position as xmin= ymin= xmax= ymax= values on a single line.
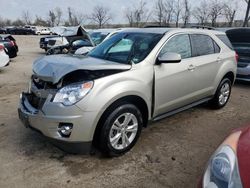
xmin=188 ymin=64 xmax=196 ymax=71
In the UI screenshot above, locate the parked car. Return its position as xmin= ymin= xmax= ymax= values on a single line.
xmin=74 ymin=28 xmax=125 ymax=55
xmin=6 ymin=27 xmax=34 ymax=35
xmin=0 ymin=36 xmax=18 ymax=58
xmin=0 ymin=34 xmax=18 ymax=52
xmin=18 ymin=28 xmax=237 ymax=156
xmin=0 ymin=44 xmax=9 ymax=67
xmin=39 ymin=35 xmax=58 ymax=51
xmin=35 ymin=27 xmax=53 ymax=35
xmin=0 ymin=28 xmax=7 ymax=34
xmin=46 ymin=26 xmax=94 ymax=55
xmin=226 ymin=28 xmax=250 ymax=81
xmin=200 ymin=125 xmax=250 ymax=188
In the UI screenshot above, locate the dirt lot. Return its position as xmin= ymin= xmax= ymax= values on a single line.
xmin=0 ymin=35 xmax=249 ymax=188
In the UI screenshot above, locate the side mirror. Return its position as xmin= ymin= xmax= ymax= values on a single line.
xmin=156 ymin=52 xmax=181 ymax=64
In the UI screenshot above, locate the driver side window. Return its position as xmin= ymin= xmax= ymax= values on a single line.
xmin=160 ymin=34 xmax=191 ymax=59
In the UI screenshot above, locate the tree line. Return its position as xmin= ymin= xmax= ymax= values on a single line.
xmin=0 ymin=0 xmax=250 ymax=28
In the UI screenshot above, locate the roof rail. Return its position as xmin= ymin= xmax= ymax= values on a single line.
xmin=190 ymin=25 xmax=215 ymax=30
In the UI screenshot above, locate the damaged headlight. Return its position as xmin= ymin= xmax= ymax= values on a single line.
xmin=53 ymin=81 xmax=94 ymax=106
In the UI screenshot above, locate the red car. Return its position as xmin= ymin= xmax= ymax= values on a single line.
xmin=200 ymin=126 xmax=250 ymax=188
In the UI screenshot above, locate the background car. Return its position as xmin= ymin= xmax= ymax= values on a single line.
xmin=39 ymin=35 xmax=58 ymax=51
xmin=0 ymin=28 xmax=7 ymax=34
xmin=226 ymin=28 xmax=250 ymax=81
xmin=200 ymin=125 xmax=250 ymax=188
xmin=0 ymin=34 xmax=18 ymax=52
xmin=46 ymin=26 xmax=94 ymax=55
xmin=6 ymin=27 xmax=34 ymax=35
xmin=0 ymin=44 xmax=10 ymax=67
xmin=35 ymin=27 xmax=52 ymax=35
xmin=74 ymin=28 xmax=122 ymax=55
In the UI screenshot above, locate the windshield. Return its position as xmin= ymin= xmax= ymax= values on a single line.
xmin=90 ymin=32 xmax=109 ymax=45
xmin=88 ymin=32 xmax=163 ymax=64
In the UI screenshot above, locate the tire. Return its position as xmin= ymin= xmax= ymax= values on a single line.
xmin=209 ymin=78 xmax=232 ymax=109
xmin=98 ymin=104 xmax=143 ymax=157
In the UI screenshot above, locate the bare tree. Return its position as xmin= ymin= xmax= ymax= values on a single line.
xmin=193 ymin=0 xmax=210 ymax=25
xmin=89 ymin=5 xmax=112 ymax=28
xmin=154 ymin=0 xmax=166 ymax=26
xmin=134 ymin=1 xmax=151 ymax=27
xmin=124 ymin=0 xmax=151 ymax=27
xmin=181 ymin=0 xmax=191 ymax=27
xmin=48 ymin=10 xmax=56 ymax=27
xmin=34 ymin=16 xmax=49 ymax=27
xmin=223 ymin=1 xmax=237 ymax=27
xmin=209 ymin=0 xmax=224 ymax=27
xmin=22 ymin=10 xmax=32 ymax=25
xmin=243 ymin=0 xmax=250 ymax=27
xmin=164 ymin=0 xmax=175 ymax=26
xmin=125 ymin=8 xmax=134 ymax=27
xmin=55 ymin=7 xmax=62 ymax=26
xmin=173 ymin=0 xmax=182 ymax=27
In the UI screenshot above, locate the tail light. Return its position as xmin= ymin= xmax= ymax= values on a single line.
xmin=0 ymin=45 xmax=4 ymax=51
xmin=235 ymin=53 xmax=239 ymax=63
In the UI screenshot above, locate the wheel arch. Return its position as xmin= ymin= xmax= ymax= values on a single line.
xmin=92 ymin=95 xmax=149 ymax=146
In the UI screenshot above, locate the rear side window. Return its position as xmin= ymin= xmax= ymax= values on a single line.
xmin=216 ymin=35 xmax=233 ymax=49
xmin=190 ymin=34 xmax=215 ymax=56
xmin=160 ymin=34 xmax=192 ymax=59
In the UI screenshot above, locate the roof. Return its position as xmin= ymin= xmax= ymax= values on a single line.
xmin=119 ymin=27 xmax=226 ymax=35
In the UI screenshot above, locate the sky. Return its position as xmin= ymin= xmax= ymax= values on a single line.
xmin=0 ymin=0 xmax=247 ymax=24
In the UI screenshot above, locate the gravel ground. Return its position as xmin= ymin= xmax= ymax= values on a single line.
xmin=0 ymin=35 xmax=249 ymax=188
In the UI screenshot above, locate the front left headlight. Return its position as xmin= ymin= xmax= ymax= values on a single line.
xmin=203 ymin=131 xmax=243 ymax=188
xmin=53 ymin=81 xmax=94 ymax=106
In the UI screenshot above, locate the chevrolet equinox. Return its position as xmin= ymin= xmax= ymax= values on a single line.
xmin=18 ymin=28 xmax=237 ymax=156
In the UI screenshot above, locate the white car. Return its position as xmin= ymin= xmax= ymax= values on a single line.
xmin=36 ymin=27 xmax=52 ymax=35
xmin=0 ymin=44 xmax=9 ymax=67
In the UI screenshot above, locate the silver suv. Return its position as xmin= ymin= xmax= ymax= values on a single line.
xmin=18 ymin=28 xmax=237 ymax=156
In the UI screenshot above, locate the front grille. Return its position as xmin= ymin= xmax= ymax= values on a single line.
xmin=26 ymin=93 xmax=46 ymax=109
xmin=30 ymin=75 xmax=58 ymax=109
xmin=48 ymin=40 xmax=56 ymax=45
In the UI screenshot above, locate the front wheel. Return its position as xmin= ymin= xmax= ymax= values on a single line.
xmin=99 ymin=104 xmax=143 ymax=157
xmin=209 ymin=78 xmax=232 ymax=109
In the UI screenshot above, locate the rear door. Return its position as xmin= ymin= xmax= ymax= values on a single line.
xmin=189 ymin=34 xmax=221 ymax=97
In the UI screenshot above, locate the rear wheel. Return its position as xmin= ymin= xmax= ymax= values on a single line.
xmin=98 ymin=104 xmax=143 ymax=157
xmin=209 ymin=78 xmax=232 ymax=109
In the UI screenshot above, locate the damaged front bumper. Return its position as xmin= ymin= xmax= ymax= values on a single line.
xmin=18 ymin=92 xmax=97 ymax=154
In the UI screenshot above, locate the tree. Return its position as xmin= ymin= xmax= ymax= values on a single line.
xmin=55 ymin=7 xmax=62 ymax=26
xmin=193 ymin=0 xmax=210 ymax=25
xmin=243 ymin=0 xmax=250 ymax=27
xmin=154 ymin=0 xmax=166 ymax=26
xmin=12 ymin=19 xmax=25 ymax=26
xmin=209 ymin=0 xmax=224 ymax=27
xmin=125 ymin=8 xmax=134 ymax=27
xmin=173 ymin=0 xmax=182 ymax=27
xmin=164 ymin=0 xmax=175 ymax=26
xmin=223 ymin=1 xmax=237 ymax=27
xmin=34 ymin=16 xmax=49 ymax=27
xmin=124 ymin=1 xmax=151 ymax=27
xmin=181 ymin=0 xmax=191 ymax=27
xmin=22 ymin=10 xmax=32 ymax=25
xmin=89 ymin=5 xmax=112 ymax=28
xmin=48 ymin=10 xmax=56 ymax=27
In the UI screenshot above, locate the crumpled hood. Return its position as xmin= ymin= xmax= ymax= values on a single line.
xmin=32 ymin=54 xmax=131 ymax=84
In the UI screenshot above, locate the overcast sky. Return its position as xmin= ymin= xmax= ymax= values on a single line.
xmin=0 ymin=0 xmax=247 ymax=24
